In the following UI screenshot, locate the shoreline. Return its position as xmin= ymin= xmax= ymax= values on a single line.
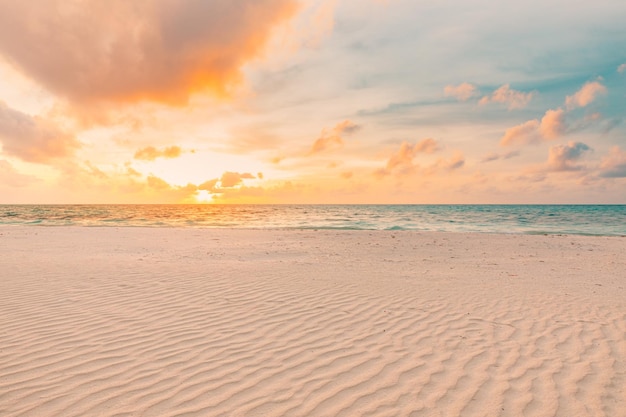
xmin=2 ymin=224 xmax=626 ymax=238
xmin=1 ymin=227 xmax=625 ymax=416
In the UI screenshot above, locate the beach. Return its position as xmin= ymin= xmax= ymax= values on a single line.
xmin=1 ymin=226 xmax=624 ymax=416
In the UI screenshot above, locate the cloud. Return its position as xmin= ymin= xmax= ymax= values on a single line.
xmin=0 ymin=0 xmax=299 ymax=105
xmin=0 ymin=160 xmax=39 ymax=187
xmin=599 ymin=146 xmax=626 ymax=178
xmin=481 ymin=150 xmax=520 ymax=163
xmin=439 ymin=151 xmax=465 ymax=171
xmin=305 ymin=0 xmax=338 ymax=47
xmin=444 ymin=82 xmax=478 ymax=101
xmin=198 ymin=171 xmax=257 ymax=192
xmin=413 ymin=138 xmax=439 ymax=153
xmin=547 ymin=141 xmax=592 ymax=171
xmin=198 ymin=179 xmax=220 ymax=193
xmin=422 ymin=151 xmax=465 ymax=175
xmin=377 ymin=138 xmax=440 ymax=176
xmin=479 ymin=84 xmax=534 ymax=110
xmin=134 ymin=146 xmax=182 ymax=161
xmin=309 ymin=120 xmax=361 ymax=154
xmin=500 ymin=119 xmax=541 ymax=146
xmin=0 ymin=101 xmax=79 ymax=163
xmin=220 ymin=171 xmax=256 ymax=188
xmin=538 ymin=108 xmax=566 ymax=139
xmin=57 ymin=161 xmax=199 ymax=203
xmin=500 ymin=108 xmax=567 ymax=146
xmin=618 ymin=63 xmax=626 ymax=73
xmin=565 ymin=81 xmax=607 ymax=109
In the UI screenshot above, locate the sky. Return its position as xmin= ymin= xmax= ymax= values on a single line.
xmin=0 ymin=0 xmax=625 ymax=204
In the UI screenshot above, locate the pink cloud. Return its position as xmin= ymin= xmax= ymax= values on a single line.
xmin=565 ymin=81 xmax=607 ymax=109
xmin=479 ymin=84 xmax=534 ymax=110
xmin=499 ymin=119 xmax=541 ymax=146
xmin=501 ymin=108 xmax=567 ymax=146
xmin=481 ymin=150 xmax=520 ymax=163
xmin=0 ymin=0 xmax=299 ymax=105
xmin=547 ymin=142 xmax=591 ymax=171
xmin=440 ymin=151 xmax=465 ymax=171
xmin=444 ymin=82 xmax=478 ymax=101
xmin=618 ymin=63 xmax=626 ymax=74
xmin=0 ymin=101 xmax=79 ymax=163
xmin=539 ymin=108 xmax=566 ymax=140
xmin=599 ymin=146 xmax=626 ymax=178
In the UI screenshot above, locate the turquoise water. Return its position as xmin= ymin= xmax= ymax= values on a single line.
xmin=1 ymin=205 xmax=625 ymax=236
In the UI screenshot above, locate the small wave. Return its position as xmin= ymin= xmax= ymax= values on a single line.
xmin=385 ymin=225 xmax=407 ymax=231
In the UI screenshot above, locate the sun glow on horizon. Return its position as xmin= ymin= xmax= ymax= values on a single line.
xmin=0 ymin=0 xmax=625 ymax=204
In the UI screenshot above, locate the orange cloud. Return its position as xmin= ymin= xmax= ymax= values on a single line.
xmin=413 ymin=138 xmax=439 ymax=154
xmin=479 ymin=84 xmax=534 ymax=110
xmin=423 ymin=151 xmax=465 ymax=176
xmin=310 ymin=120 xmax=361 ymax=154
xmin=220 ymin=171 xmax=256 ymax=188
xmin=0 ymin=101 xmax=79 ymax=163
xmin=134 ymin=146 xmax=182 ymax=161
xmin=377 ymin=138 xmax=440 ymax=176
xmin=565 ymin=81 xmax=607 ymax=109
xmin=444 ymin=82 xmax=478 ymax=101
xmin=198 ymin=171 xmax=257 ymax=193
xmin=57 ymin=161 xmax=198 ymax=203
xmin=0 ymin=0 xmax=300 ymax=106
xmin=198 ymin=179 xmax=220 ymax=193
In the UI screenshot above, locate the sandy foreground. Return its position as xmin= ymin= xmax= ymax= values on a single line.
xmin=0 ymin=227 xmax=625 ymax=417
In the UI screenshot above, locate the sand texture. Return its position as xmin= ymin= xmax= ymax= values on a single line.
xmin=1 ymin=227 xmax=625 ymax=417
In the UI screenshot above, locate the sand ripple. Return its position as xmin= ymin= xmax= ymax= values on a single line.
xmin=1 ymin=228 xmax=625 ymax=416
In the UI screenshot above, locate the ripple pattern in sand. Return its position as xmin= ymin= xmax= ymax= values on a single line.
xmin=1 ymin=229 xmax=625 ymax=417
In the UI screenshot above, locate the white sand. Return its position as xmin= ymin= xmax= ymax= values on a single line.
xmin=1 ymin=227 xmax=625 ymax=417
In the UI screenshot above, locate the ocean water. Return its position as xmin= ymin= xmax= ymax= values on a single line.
xmin=1 ymin=205 xmax=625 ymax=236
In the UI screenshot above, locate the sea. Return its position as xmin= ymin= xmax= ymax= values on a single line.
xmin=1 ymin=205 xmax=625 ymax=236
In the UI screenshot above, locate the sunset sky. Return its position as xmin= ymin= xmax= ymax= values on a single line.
xmin=0 ymin=0 xmax=625 ymax=204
